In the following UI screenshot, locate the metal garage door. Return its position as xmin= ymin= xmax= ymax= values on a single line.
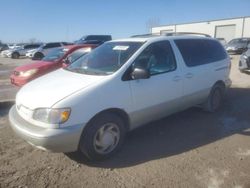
xmin=215 ymin=25 xmax=236 ymax=43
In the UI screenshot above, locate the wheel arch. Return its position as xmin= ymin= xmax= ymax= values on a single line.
xmin=214 ymin=80 xmax=226 ymax=87
xmin=85 ymin=108 xmax=131 ymax=132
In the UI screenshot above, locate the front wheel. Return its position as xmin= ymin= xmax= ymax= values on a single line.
xmin=78 ymin=113 xmax=126 ymax=161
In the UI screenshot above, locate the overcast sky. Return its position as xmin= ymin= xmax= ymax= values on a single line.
xmin=0 ymin=0 xmax=250 ymax=43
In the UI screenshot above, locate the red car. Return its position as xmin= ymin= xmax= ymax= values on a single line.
xmin=10 ymin=44 xmax=97 ymax=87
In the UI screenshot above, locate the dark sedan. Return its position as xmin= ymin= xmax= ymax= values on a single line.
xmin=226 ymin=38 xmax=250 ymax=54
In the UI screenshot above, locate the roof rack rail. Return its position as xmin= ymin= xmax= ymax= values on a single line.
xmin=163 ymin=32 xmax=211 ymax=37
xmin=131 ymin=32 xmax=211 ymax=38
xmin=130 ymin=33 xmax=160 ymax=38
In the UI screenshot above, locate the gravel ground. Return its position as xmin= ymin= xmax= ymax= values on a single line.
xmin=0 ymin=56 xmax=250 ymax=188
xmin=0 ymin=57 xmax=30 ymax=102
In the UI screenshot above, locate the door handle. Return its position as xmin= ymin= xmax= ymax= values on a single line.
xmin=173 ymin=76 xmax=181 ymax=81
xmin=185 ymin=73 xmax=193 ymax=78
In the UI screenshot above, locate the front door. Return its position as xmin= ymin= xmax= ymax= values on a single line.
xmin=128 ymin=40 xmax=183 ymax=128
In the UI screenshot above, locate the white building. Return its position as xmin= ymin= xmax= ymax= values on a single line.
xmin=151 ymin=16 xmax=250 ymax=42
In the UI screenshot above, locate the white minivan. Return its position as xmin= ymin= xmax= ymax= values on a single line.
xmin=9 ymin=35 xmax=231 ymax=160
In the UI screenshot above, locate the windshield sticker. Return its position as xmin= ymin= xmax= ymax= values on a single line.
xmin=113 ymin=46 xmax=129 ymax=51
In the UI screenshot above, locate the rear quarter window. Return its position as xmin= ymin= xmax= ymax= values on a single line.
xmin=174 ymin=39 xmax=227 ymax=67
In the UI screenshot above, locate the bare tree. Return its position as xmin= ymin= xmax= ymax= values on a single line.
xmin=146 ymin=18 xmax=160 ymax=33
xmin=29 ymin=38 xmax=37 ymax=44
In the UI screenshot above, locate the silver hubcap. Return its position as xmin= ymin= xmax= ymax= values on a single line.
xmin=93 ymin=123 xmax=120 ymax=154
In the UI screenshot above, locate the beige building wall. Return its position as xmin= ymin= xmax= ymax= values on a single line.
xmin=152 ymin=16 xmax=250 ymax=41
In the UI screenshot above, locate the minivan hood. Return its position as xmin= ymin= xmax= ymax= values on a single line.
xmin=16 ymin=69 xmax=106 ymax=109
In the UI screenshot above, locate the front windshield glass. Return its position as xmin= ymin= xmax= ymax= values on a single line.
xmin=42 ymin=48 xmax=68 ymax=61
xmin=66 ymin=41 xmax=143 ymax=75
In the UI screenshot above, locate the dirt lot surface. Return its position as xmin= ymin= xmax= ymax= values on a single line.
xmin=0 ymin=57 xmax=30 ymax=102
xmin=0 ymin=56 xmax=250 ymax=188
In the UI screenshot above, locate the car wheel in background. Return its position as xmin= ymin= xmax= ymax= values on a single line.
xmin=11 ymin=52 xmax=20 ymax=59
xmin=32 ymin=52 xmax=44 ymax=60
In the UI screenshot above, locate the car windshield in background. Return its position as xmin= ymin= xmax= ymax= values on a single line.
xmin=67 ymin=48 xmax=92 ymax=63
xmin=42 ymin=48 xmax=67 ymax=61
xmin=65 ymin=42 xmax=143 ymax=75
xmin=229 ymin=39 xmax=249 ymax=45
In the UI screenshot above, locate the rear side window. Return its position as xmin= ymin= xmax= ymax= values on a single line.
xmin=175 ymin=39 xmax=227 ymax=67
xmin=25 ymin=44 xmax=40 ymax=49
xmin=44 ymin=43 xmax=61 ymax=49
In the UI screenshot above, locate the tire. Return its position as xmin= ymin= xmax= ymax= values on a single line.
xmin=78 ymin=113 xmax=126 ymax=161
xmin=203 ymin=84 xmax=225 ymax=113
xmin=12 ymin=52 xmax=20 ymax=59
xmin=32 ymin=52 xmax=44 ymax=60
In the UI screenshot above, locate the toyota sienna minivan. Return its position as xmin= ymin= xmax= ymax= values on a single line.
xmin=9 ymin=35 xmax=231 ymax=160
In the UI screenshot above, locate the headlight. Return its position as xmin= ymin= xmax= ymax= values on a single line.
xmin=33 ymin=108 xmax=71 ymax=124
xmin=19 ymin=69 xmax=38 ymax=77
xmin=243 ymin=55 xmax=248 ymax=59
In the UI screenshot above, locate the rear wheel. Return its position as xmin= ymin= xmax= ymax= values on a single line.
xmin=78 ymin=113 xmax=126 ymax=161
xmin=12 ymin=52 xmax=20 ymax=59
xmin=203 ymin=84 xmax=225 ymax=112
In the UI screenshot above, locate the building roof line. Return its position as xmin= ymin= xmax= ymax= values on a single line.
xmin=152 ymin=15 xmax=250 ymax=29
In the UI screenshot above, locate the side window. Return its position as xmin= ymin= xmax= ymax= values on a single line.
xmin=175 ymin=39 xmax=227 ymax=67
xmin=133 ymin=41 xmax=176 ymax=75
xmin=24 ymin=45 xmax=32 ymax=49
xmin=43 ymin=43 xmax=61 ymax=49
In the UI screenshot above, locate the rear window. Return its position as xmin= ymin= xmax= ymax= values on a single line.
xmin=175 ymin=39 xmax=227 ymax=67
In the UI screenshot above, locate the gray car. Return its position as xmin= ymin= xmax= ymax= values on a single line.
xmin=226 ymin=38 xmax=250 ymax=54
xmin=239 ymin=44 xmax=250 ymax=73
xmin=11 ymin=44 xmax=42 ymax=59
xmin=32 ymin=42 xmax=73 ymax=60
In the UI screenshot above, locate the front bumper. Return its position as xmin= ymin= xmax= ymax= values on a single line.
xmin=227 ymin=49 xmax=246 ymax=54
xmin=239 ymin=57 xmax=250 ymax=71
xmin=9 ymin=106 xmax=84 ymax=153
xmin=10 ymin=75 xmax=29 ymax=87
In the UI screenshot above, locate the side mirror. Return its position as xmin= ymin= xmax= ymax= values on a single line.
xmin=63 ymin=57 xmax=71 ymax=65
xmin=131 ymin=67 xmax=150 ymax=80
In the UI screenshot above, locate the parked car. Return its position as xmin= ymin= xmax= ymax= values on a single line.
xmin=32 ymin=42 xmax=73 ymax=60
xmin=10 ymin=44 xmax=97 ymax=87
xmin=1 ymin=47 xmax=20 ymax=58
xmin=226 ymin=38 xmax=250 ymax=54
xmin=0 ymin=43 xmax=9 ymax=52
xmin=8 ymin=44 xmax=21 ymax=49
xmin=9 ymin=36 xmax=231 ymax=160
xmin=10 ymin=44 xmax=42 ymax=59
xmin=75 ymin=35 xmax=112 ymax=45
xmin=25 ymin=49 xmax=39 ymax=58
xmin=239 ymin=44 xmax=250 ymax=73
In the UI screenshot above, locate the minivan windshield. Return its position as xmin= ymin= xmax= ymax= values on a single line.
xmin=65 ymin=41 xmax=143 ymax=75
